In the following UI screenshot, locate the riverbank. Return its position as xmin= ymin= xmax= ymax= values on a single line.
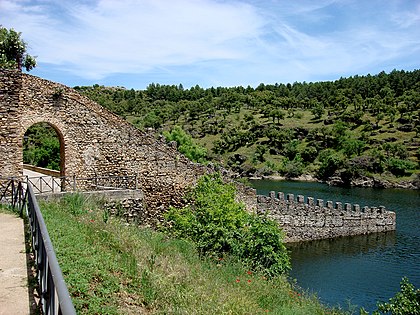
xmin=249 ymin=172 xmax=420 ymax=190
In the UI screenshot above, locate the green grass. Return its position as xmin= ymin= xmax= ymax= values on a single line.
xmin=39 ymin=194 xmax=345 ymax=315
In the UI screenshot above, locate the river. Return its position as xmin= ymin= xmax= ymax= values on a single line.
xmin=250 ymin=180 xmax=420 ymax=313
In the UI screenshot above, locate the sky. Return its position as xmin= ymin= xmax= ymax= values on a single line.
xmin=1 ymin=0 xmax=419 ymax=89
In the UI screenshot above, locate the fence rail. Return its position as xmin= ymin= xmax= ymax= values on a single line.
xmin=1 ymin=174 xmax=138 ymax=195
xmin=0 ymin=178 xmax=76 ymax=315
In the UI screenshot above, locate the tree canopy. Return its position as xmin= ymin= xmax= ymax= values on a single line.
xmin=0 ymin=26 xmax=36 ymax=71
xmin=76 ymin=69 xmax=420 ymax=187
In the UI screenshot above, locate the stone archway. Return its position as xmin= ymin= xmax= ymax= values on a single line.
xmin=22 ymin=121 xmax=66 ymax=177
xmin=0 ymin=69 xmax=214 ymax=211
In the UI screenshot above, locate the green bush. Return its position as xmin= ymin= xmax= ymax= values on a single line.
xmin=163 ymin=173 xmax=290 ymax=277
xmin=301 ymin=145 xmax=318 ymax=163
xmin=372 ymin=277 xmax=420 ymax=315
xmin=282 ymin=156 xmax=304 ymax=179
xmin=342 ymin=138 xmax=366 ymax=157
xmin=163 ymin=126 xmax=207 ymax=163
xmin=386 ymin=158 xmax=416 ymax=177
xmin=317 ymin=150 xmax=343 ymax=180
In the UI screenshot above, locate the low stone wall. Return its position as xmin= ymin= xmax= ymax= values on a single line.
xmin=23 ymin=164 xmax=61 ymax=177
xmin=257 ymin=191 xmax=396 ymax=243
xmin=36 ymin=189 xmax=151 ymax=225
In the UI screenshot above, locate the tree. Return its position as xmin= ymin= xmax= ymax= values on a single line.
xmin=310 ymin=101 xmax=324 ymax=120
xmin=0 ymin=26 xmax=36 ymax=71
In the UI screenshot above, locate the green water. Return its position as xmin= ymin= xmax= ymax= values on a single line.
xmin=250 ymin=179 xmax=420 ymax=312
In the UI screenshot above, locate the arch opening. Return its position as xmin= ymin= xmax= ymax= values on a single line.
xmin=23 ymin=122 xmax=65 ymax=177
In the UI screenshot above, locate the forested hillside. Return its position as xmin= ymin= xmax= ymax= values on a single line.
xmin=72 ymin=69 xmax=418 ymax=188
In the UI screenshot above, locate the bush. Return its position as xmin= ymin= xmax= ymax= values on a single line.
xmin=342 ymin=138 xmax=366 ymax=157
xmin=282 ymin=139 xmax=300 ymax=160
xmin=317 ymin=150 xmax=343 ymax=180
xmin=163 ymin=126 xmax=207 ymax=163
xmin=301 ymin=145 xmax=318 ymax=163
xmin=386 ymin=158 xmax=416 ymax=177
xmin=282 ymin=156 xmax=304 ymax=179
xmin=163 ymin=173 xmax=290 ymax=277
xmin=372 ymin=277 xmax=420 ymax=315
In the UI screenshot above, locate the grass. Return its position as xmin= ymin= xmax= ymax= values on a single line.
xmin=39 ymin=194 xmax=346 ymax=315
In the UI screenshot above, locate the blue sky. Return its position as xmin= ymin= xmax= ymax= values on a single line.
xmin=1 ymin=0 xmax=419 ymax=89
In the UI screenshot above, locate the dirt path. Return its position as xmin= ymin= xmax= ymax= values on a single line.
xmin=0 ymin=212 xmax=30 ymax=315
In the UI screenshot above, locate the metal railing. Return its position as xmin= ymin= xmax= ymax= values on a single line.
xmin=0 ymin=178 xmax=27 ymax=216
xmin=28 ymin=174 xmax=138 ymax=194
xmin=2 ymin=174 xmax=138 ymax=195
xmin=1 ymin=178 xmax=76 ymax=315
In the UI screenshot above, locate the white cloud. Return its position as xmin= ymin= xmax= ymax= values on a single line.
xmin=1 ymin=0 xmax=419 ymax=87
xmin=1 ymin=0 xmax=267 ymax=79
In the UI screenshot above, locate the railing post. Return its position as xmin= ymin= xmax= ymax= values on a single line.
xmin=11 ymin=179 xmax=15 ymax=207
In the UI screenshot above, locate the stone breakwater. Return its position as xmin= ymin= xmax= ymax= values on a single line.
xmin=257 ymin=191 xmax=396 ymax=243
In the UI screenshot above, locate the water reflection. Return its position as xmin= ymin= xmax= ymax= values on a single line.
xmin=287 ymin=231 xmax=396 ymax=260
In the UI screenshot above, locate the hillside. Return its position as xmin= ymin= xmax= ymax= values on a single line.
xmin=71 ymin=69 xmax=418 ymax=188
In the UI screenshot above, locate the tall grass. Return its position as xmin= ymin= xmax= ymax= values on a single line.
xmin=40 ymin=194 xmax=344 ymax=314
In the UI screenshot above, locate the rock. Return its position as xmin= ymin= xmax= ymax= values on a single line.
xmin=351 ymin=176 xmax=374 ymax=187
xmin=327 ymin=176 xmax=345 ymax=186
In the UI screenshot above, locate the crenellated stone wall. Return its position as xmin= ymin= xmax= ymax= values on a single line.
xmin=257 ymin=191 xmax=396 ymax=242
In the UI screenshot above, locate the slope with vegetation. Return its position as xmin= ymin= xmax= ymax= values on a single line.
xmin=74 ymin=69 xmax=420 ymax=188
xmin=37 ymin=178 xmax=337 ymax=315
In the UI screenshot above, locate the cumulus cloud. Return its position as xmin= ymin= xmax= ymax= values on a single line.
xmin=1 ymin=0 xmax=419 ymax=87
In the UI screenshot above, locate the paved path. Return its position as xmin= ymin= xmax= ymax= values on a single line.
xmin=23 ymin=169 xmax=61 ymax=193
xmin=0 ymin=212 xmax=30 ymax=315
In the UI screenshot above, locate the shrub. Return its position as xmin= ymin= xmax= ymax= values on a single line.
xmin=383 ymin=143 xmax=409 ymax=159
xmin=253 ymin=144 xmax=267 ymax=163
xmin=163 ymin=126 xmax=207 ymax=163
xmin=163 ymin=173 xmax=290 ymax=277
xmin=372 ymin=277 xmax=420 ymax=315
xmin=301 ymin=145 xmax=318 ymax=163
xmin=282 ymin=156 xmax=304 ymax=179
xmin=386 ymin=158 xmax=416 ymax=177
xmin=342 ymin=138 xmax=366 ymax=157
xmin=317 ymin=150 xmax=343 ymax=180
xmin=282 ymin=139 xmax=300 ymax=160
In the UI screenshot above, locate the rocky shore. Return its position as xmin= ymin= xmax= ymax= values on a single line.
xmin=250 ymin=172 xmax=420 ymax=190
xmin=326 ymin=174 xmax=420 ymax=189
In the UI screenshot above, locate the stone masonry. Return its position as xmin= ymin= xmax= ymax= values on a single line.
xmin=257 ymin=191 xmax=396 ymax=243
xmin=0 ymin=69 xmax=217 ymax=211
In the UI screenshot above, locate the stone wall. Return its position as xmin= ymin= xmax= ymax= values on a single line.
xmin=0 ymin=69 xmax=256 ymax=213
xmin=257 ymin=191 xmax=396 ymax=243
xmin=1 ymin=70 xmax=396 ymax=243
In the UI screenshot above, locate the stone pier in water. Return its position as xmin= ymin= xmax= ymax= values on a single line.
xmin=257 ymin=191 xmax=396 ymax=243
